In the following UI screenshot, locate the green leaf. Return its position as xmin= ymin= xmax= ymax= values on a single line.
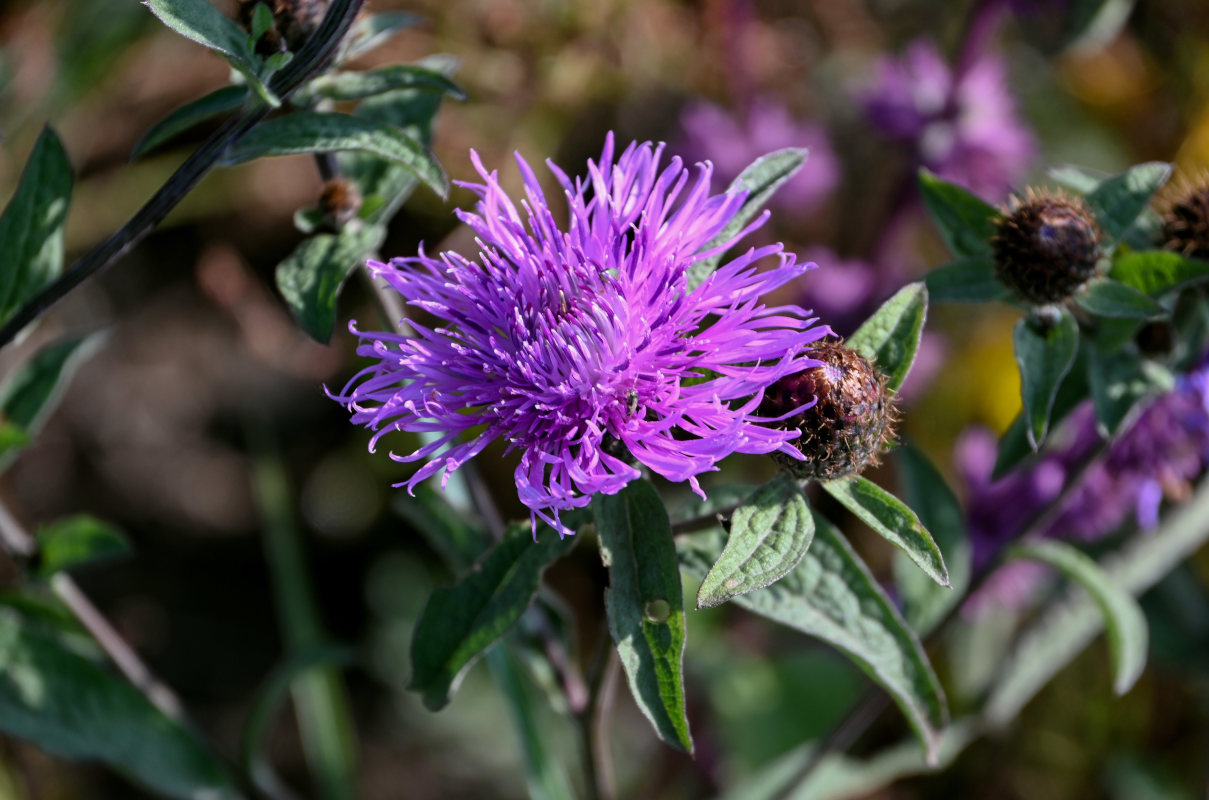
xmin=1084 ymin=162 xmax=1172 ymax=244
xmin=275 ymin=224 xmax=386 ymax=343
xmin=821 ymin=476 xmax=949 ymax=587
xmin=0 ymin=335 xmax=102 ymax=466
xmin=923 ymin=257 xmax=1011 ymax=303
xmin=248 ymin=2 xmax=274 ymax=45
xmin=1076 ymin=278 xmax=1165 ymax=319
xmin=894 ymin=445 xmax=971 ymax=635
xmin=0 ymin=127 xmax=73 ymax=327
xmin=594 ymin=480 xmax=692 ymax=753
xmin=1109 ymin=249 xmax=1209 ymax=297
xmin=917 ymin=168 xmax=1000 ymax=259
xmin=303 ymin=65 xmax=466 ymax=102
xmin=341 ymin=11 xmax=424 ymax=62
xmin=34 ymin=516 xmax=131 ymax=579
xmin=695 ymin=474 xmax=813 ymax=609
xmin=0 ymin=607 xmax=242 ymax=799
xmin=408 ymin=520 xmax=581 ymax=710
xmin=1013 ymin=309 xmax=1079 ymax=449
xmin=131 ymin=85 xmax=249 ymax=159
xmin=992 ymin=359 xmax=1088 ymax=479
xmin=846 ymin=282 xmax=928 ymax=393
xmin=394 ymin=485 xmax=491 ymax=572
xmin=1086 ymin=347 xmax=1175 ymax=437
xmin=1049 ymin=164 xmax=1107 ymax=194
xmin=679 ymin=510 xmax=948 ymax=759
xmin=1006 ymin=540 xmax=1147 ymax=694
xmin=686 ymin=148 xmax=808 ymax=289
xmin=222 ymin=112 xmax=449 ymax=198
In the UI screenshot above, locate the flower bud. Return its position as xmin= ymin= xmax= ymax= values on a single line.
xmin=1162 ymin=182 xmax=1209 ymax=260
xmin=992 ymin=192 xmax=1101 ymax=305
xmin=761 ymin=340 xmax=897 ymax=481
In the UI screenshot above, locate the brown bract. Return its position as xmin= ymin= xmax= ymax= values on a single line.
xmin=1161 ymin=179 xmax=1209 ymax=260
xmin=993 ymin=191 xmax=1101 ymax=306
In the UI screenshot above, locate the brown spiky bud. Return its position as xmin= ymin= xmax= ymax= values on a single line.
xmin=1162 ymin=183 xmax=1209 ymax=260
xmin=319 ymin=178 xmax=362 ymax=229
xmin=239 ymin=0 xmax=329 ymax=55
xmin=760 ymin=341 xmax=897 ymax=481
xmin=993 ymin=192 xmax=1101 ymax=306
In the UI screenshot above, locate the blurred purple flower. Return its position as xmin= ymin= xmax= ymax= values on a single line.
xmin=863 ymin=40 xmax=1035 ymax=199
xmin=676 ymin=97 xmax=840 ymax=213
xmin=961 ymin=356 xmax=1209 ymax=613
xmin=332 ymin=134 xmax=830 ymax=533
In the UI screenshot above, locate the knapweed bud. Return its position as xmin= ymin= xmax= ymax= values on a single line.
xmin=992 ymin=192 xmax=1101 ymax=305
xmin=319 ymin=178 xmax=362 ymax=229
xmin=761 ymin=340 xmax=897 ymax=481
xmin=1162 ymin=182 xmax=1209 ymax=260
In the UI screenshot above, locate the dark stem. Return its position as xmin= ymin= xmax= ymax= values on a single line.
xmin=578 ymin=626 xmax=619 ymax=800
xmin=0 ymin=0 xmax=368 ymax=349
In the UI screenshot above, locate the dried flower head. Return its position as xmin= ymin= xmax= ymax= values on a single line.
xmin=993 ymin=191 xmax=1101 ymax=305
xmin=759 ymin=340 xmax=896 ymax=481
xmin=331 ymin=134 xmax=830 ymax=532
xmin=1161 ymin=178 xmax=1209 ymax=260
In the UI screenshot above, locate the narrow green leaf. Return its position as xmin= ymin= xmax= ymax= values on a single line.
xmin=0 ymin=607 xmax=243 ymax=800
xmin=131 ymin=85 xmax=248 ymax=159
xmin=846 ymin=282 xmax=928 ymax=393
xmin=34 ymin=516 xmax=131 ymax=579
xmin=917 ymin=168 xmax=1000 ymax=259
xmin=992 ymin=357 xmax=1088 ymax=479
xmin=821 ymin=476 xmax=949 ymax=587
xmin=1109 ymin=249 xmax=1209 ymax=297
xmin=1013 ymin=309 xmax=1079 ymax=449
xmin=1086 ymin=347 xmax=1175 ymax=437
xmin=594 ymin=480 xmax=692 ymax=753
xmin=1084 ymin=162 xmax=1172 ymax=244
xmin=696 ymin=474 xmax=813 ymax=609
xmin=0 ymin=335 xmax=102 ymax=467
xmin=923 ymin=257 xmax=1011 ymax=303
xmin=1076 ymin=278 xmax=1165 ymax=319
xmin=894 ymin=445 xmax=971 ymax=635
xmin=408 ymin=521 xmax=581 ymax=710
xmin=679 ymin=510 xmax=948 ymax=759
xmin=0 ymin=127 xmax=73 ymax=326
xmin=1007 ymin=540 xmax=1147 ymax=694
xmin=341 ymin=11 xmax=424 ymax=61
xmin=686 ymin=148 xmax=808 ymax=289
xmin=222 ymin=112 xmax=449 ymax=198
xmin=275 ymin=224 xmax=386 ymax=343
xmin=304 ymin=65 xmax=466 ymax=102
xmin=249 ymin=2 xmax=274 ymax=45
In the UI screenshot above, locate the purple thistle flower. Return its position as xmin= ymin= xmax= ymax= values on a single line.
xmin=331 ymin=134 xmax=830 ymax=533
xmin=862 ymin=40 xmax=1035 ymax=200
xmin=960 ymin=355 xmax=1209 ymax=614
xmin=675 ymin=96 xmax=839 ymax=214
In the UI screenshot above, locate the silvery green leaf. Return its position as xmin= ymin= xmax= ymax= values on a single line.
xmin=847 ymin=282 xmax=928 ymax=393
xmin=1014 ymin=309 xmax=1079 ymax=449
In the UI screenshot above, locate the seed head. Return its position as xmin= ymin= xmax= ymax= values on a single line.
xmin=1162 ymin=180 xmax=1209 ymax=260
xmin=993 ymin=192 xmax=1101 ymax=305
xmin=761 ymin=340 xmax=896 ymax=481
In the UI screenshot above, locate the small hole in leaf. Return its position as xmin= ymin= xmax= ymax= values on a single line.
xmin=644 ymin=599 xmax=671 ymax=623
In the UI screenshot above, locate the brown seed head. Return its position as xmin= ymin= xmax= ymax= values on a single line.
xmin=1161 ymin=178 xmax=1209 ymax=261
xmin=993 ymin=191 xmax=1101 ymax=306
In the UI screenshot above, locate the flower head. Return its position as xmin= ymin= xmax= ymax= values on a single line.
xmin=332 ymin=134 xmax=830 ymax=532
xmin=993 ymin=191 xmax=1102 ymax=305
xmin=862 ymin=40 xmax=1035 ymax=199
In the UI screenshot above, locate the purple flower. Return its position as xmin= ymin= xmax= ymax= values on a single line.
xmin=960 ymin=355 xmax=1209 ymax=613
xmin=332 ymin=134 xmax=830 ymax=532
xmin=863 ymin=40 xmax=1035 ymax=199
xmin=676 ymin=96 xmax=839 ymax=213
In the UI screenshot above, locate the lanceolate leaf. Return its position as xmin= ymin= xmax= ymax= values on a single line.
xmin=131 ymin=85 xmax=248 ymax=159
xmin=1084 ymin=162 xmax=1172 ymax=245
xmin=1006 ymin=540 xmax=1147 ymax=694
xmin=822 ymin=476 xmax=949 ymax=587
xmin=34 ymin=516 xmax=131 ymax=579
xmin=304 ymin=65 xmax=466 ymax=102
xmin=0 ymin=127 xmax=73 ymax=327
xmin=924 ymin=257 xmax=1011 ymax=303
xmin=408 ymin=520 xmax=582 ymax=710
xmin=847 ymin=282 xmax=928 ymax=393
xmin=1014 ymin=309 xmax=1079 ymax=449
xmin=221 ymin=112 xmax=449 ymax=198
xmin=341 ymin=11 xmax=424 ymax=62
xmin=275 ymin=224 xmax=386 ymax=343
xmin=1076 ymin=278 xmax=1165 ymax=319
xmin=992 ymin=359 xmax=1088 ymax=480
xmin=917 ymin=169 xmax=1000 ymax=259
xmin=687 ymin=148 xmax=809 ymax=288
xmin=1086 ymin=347 xmax=1174 ymax=437
xmin=595 ymin=480 xmax=692 ymax=753
xmin=696 ymin=474 xmax=813 ymax=609
xmin=0 ymin=335 xmax=102 ymax=465
xmin=0 ymin=607 xmax=243 ymax=800
xmin=1109 ymin=249 xmax=1209 ymax=297
xmin=679 ymin=510 xmax=948 ymax=760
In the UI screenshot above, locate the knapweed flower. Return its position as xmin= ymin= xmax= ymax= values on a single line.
xmin=960 ymin=354 xmax=1209 ymax=614
xmin=332 ymin=134 xmax=830 ymax=532
xmin=993 ymin=191 xmax=1102 ymax=306
xmin=862 ymin=40 xmax=1035 ymax=199
xmin=676 ymin=96 xmax=839 ymax=213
